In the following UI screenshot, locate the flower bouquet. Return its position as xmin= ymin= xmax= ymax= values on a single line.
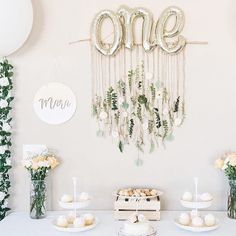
xmin=215 ymin=152 xmax=236 ymax=219
xmin=22 ymin=151 xmax=59 ymax=219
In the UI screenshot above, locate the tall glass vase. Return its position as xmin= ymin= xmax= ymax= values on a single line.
xmin=30 ymin=179 xmax=47 ymax=219
xmin=228 ymin=180 xmax=236 ymax=219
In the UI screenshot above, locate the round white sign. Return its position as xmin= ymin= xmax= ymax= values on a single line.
xmin=33 ymin=82 xmax=77 ymax=125
xmin=0 ymin=0 xmax=33 ymax=56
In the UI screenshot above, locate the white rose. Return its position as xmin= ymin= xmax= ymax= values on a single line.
xmin=229 ymin=156 xmax=236 ymax=167
xmin=5 ymin=159 xmax=11 ymax=166
xmin=0 ymin=192 xmax=5 ymax=201
xmin=0 ymin=146 xmax=6 ymax=155
xmin=0 ymin=99 xmax=8 ymax=108
xmin=2 ymin=200 xmax=8 ymax=208
xmin=222 ymin=157 xmax=229 ymax=170
xmin=38 ymin=161 xmax=50 ymax=168
xmin=2 ymin=123 xmax=11 ymax=132
xmin=0 ymin=77 xmax=9 ymax=87
xmin=22 ymin=160 xmax=31 ymax=168
xmin=118 ymin=97 xmax=124 ymax=105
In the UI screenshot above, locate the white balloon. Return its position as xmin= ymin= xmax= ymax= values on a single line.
xmin=0 ymin=0 xmax=33 ymax=56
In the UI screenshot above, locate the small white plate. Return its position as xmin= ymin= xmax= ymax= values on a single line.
xmin=58 ymin=199 xmax=91 ymax=209
xmin=52 ymin=217 xmax=99 ymax=233
xmin=174 ymin=219 xmax=219 ymax=232
xmin=118 ymin=226 xmax=157 ymax=236
xmin=180 ymin=199 xmax=213 ymax=209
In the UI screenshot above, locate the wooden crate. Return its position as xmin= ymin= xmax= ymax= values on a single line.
xmin=114 ymin=196 xmax=161 ymax=221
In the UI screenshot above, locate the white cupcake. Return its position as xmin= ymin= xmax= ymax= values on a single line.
xmin=79 ymin=192 xmax=89 ymax=201
xmin=61 ymin=194 xmax=73 ymax=203
xmin=67 ymin=211 xmax=77 ymax=224
xmin=73 ymin=217 xmax=85 ymax=228
xmin=200 ymin=193 xmax=213 ymax=202
xmin=190 ymin=210 xmax=200 ymax=219
xmin=179 ymin=213 xmax=190 ymax=226
xmin=204 ymin=214 xmax=216 ymax=227
xmin=182 ymin=192 xmax=193 ymax=201
xmin=192 ymin=216 xmax=204 ymax=227
xmin=57 ymin=215 xmax=68 ymax=228
xmin=83 ymin=213 xmax=95 ymax=226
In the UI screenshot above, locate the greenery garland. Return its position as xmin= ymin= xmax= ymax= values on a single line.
xmin=0 ymin=59 xmax=13 ymax=221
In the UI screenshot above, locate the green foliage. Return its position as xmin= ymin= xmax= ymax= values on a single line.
xmin=162 ymin=120 xmax=168 ymax=139
xmin=138 ymin=95 xmax=147 ymax=105
xmin=137 ymin=104 xmax=142 ymax=121
xmin=111 ymin=92 xmax=118 ymax=110
xmin=149 ymin=139 xmax=155 ymax=153
xmin=107 ymin=87 xmax=118 ymax=110
xmin=128 ymin=70 xmax=134 ymax=92
xmin=122 ymin=102 xmax=129 ymax=110
xmin=92 ymin=104 xmax=98 ymax=117
xmin=138 ymin=81 xmax=142 ymax=89
xmin=163 ymin=88 xmax=168 ymax=102
xmin=150 ymin=83 xmax=156 ymax=102
xmin=118 ymin=140 xmax=124 ymax=153
xmin=106 ymin=87 xmax=114 ymax=108
xmin=148 ymin=120 xmax=154 ymax=134
xmin=225 ymin=163 xmax=236 ymax=180
xmin=129 ymin=119 xmax=134 ymax=138
xmin=154 ymin=108 xmax=161 ymax=129
xmin=136 ymin=140 xmax=144 ymax=153
xmin=174 ymin=96 xmax=180 ymax=112
xmin=117 ymin=80 xmax=126 ymax=97
xmin=0 ymin=58 xmax=13 ymax=221
xmin=114 ymin=111 xmax=120 ymax=125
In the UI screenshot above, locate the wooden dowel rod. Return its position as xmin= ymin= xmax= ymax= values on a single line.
xmin=69 ymin=39 xmax=208 ymax=46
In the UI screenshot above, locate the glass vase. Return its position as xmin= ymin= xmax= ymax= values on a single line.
xmin=228 ymin=179 xmax=236 ymax=219
xmin=30 ymin=179 xmax=47 ymax=219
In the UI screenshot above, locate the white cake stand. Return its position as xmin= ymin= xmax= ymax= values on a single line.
xmin=174 ymin=219 xmax=219 ymax=232
xmin=58 ymin=199 xmax=91 ymax=209
xmin=52 ymin=217 xmax=99 ymax=233
xmin=53 ymin=177 xmax=98 ymax=233
xmin=175 ymin=178 xmax=219 ymax=233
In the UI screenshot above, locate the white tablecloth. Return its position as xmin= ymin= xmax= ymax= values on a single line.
xmin=0 ymin=211 xmax=235 ymax=236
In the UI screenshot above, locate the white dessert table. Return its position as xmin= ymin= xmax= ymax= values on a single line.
xmin=0 ymin=211 xmax=235 ymax=236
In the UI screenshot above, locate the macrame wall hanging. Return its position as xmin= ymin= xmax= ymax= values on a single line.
xmin=71 ymin=5 xmax=207 ymax=157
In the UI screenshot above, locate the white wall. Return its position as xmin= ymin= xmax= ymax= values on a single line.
xmin=9 ymin=0 xmax=236 ymax=211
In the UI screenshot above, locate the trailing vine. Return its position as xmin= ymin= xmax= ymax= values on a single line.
xmin=0 ymin=59 xmax=13 ymax=221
